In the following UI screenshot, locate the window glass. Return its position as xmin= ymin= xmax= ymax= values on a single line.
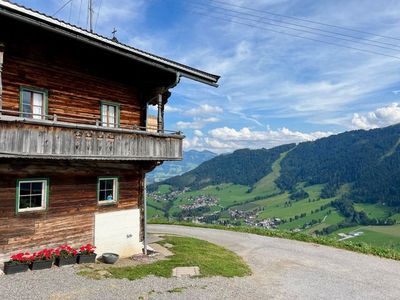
xmin=17 ymin=180 xmax=47 ymax=212
xmin=22 ymin=91 xmax=31 ymax=118
xmin=19 ymin=196 xmax=31 ymax=209
xmin=20 ymin=89 xmax=45 ymax=119
xmin=98 ymin=178 xmax=117 ymax=203
xmin=19 ymin=182 xmax=31 ymax=196
xmin=101 ymin=104 xmax=118 ymax=128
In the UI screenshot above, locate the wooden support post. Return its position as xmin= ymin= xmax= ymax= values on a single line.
xmin=157 ymin=93 xmax=164 ymax=133
xmin=0 ymin=43 xmax=4 ymax=115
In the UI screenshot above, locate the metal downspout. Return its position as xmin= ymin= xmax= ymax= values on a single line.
xmin=143 ymin=72 xmax=181 ymax=256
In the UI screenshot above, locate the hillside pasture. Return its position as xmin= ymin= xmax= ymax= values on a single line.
xmin=354 ymin=203 xmax=392 ymax=219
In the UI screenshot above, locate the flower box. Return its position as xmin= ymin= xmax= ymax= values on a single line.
xmin=3 ymin=262 xmax=29 ymax=275
xmin=55 ymin=256 xmax=77 ymax=267
xmin=77 ymin=253 xmax=97 ymax=264
xmin=30 ymin=259 xmax=53 ymax=271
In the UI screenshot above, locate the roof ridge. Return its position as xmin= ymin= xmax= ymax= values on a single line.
xmin=0 ymin=0 xmax=220 ymax=85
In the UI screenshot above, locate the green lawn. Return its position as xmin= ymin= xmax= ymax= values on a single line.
xmin=354 ymin=203 xmax=391 ymax=219
xmin=351 ymin=229 xmax=400 ymax=251
xmin=147 ymin=198 xmax=165 ymax=210
xmin=330 ymin=224 xmax=400 ymax=251
xmin=157 ymin=184 xmax=172 ymax=194
xmin=82 ymin=236 xmax=251 ymax=280
xmin=254 ymin=185 xmax=332 ymax=220
xmin=278 ymin=208 xmax=344 ymax=232
xmin=147 ymin=205 xmax=165 ymax=219
xmin=252 ymin=151 xmax=287 ymax=195
xmin=391 ymin=213 xmax=400 ymax=222
xmin=304 ymin=210 xmax=345 ymax=234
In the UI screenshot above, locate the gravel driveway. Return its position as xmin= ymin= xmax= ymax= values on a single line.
xmin=1 ymin=225 xmax=399 ymax=299
xmin=149 ymin=225 xmax=400 ymax=300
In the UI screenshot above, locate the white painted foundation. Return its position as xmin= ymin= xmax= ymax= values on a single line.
xmin=94 ymin=209 xmax=143 ymax=258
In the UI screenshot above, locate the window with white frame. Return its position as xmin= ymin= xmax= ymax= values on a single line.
xmin=20 ymin=88 xmax=47 ymax=120
xmin=101 ymin=102 xmax=119 ymax=128
xmin=17 ymin=179 xmax=48 ymax=213
xmin=98 ymin=177 xmax=118 ymax=204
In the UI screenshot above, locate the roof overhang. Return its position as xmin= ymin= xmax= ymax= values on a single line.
xmin=0 ymin=1 xmax=220 ymax=87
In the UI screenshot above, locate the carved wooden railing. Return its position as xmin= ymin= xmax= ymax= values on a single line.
xmin=0 ymin=111 xmax=183 ymax=161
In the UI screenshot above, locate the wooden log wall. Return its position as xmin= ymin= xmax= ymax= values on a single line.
xmin=0 ymin=159 xmax=145 ymax=261
xmin=0 ymin=16 xmax=171 ymax=128
xmin=2 ymin=51 xmax=143 ymax=126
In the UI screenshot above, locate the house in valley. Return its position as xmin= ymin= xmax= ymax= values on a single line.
xmin=0 ymin=1 xmax=219 ymax=262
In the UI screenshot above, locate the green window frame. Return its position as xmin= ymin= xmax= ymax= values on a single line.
xmin=16 ymin=178 xmax=49 ymax=214
xmin=19 ymin=86 xmax=49 ymax=119
xmin=97 ymin=176 xmax=119 ymax=205
xmin=100 ymin=101 xmax=120 ymax=128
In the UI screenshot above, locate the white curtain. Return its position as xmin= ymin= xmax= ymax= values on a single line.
xmin=32 ymin=93 xmax=43 ymax=119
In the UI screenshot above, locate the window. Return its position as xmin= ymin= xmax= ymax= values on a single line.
xmin=97 ymin=177 xmax=119 ymax=204
xmin=20 ymin=87 xmax=48 ymax=119
xmin=101 ymin=102 xmax=120 ymax=128
xmin=16 ymin=179 xmax=48 ymax=213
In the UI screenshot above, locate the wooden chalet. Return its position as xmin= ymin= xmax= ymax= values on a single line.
xmin=0 ymin=1 xmax=219 ymax=261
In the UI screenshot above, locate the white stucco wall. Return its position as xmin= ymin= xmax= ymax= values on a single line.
xmin=94 ymin=208 xmax=143 ymax=257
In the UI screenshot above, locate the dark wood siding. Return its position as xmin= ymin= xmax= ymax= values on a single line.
xmin=0 ymin=159 xmax=144 ymax=261
xmin=2 ymin=47 xmax=143 ymax=126
xmin=0 ymin=15 xmax=172 ymax=127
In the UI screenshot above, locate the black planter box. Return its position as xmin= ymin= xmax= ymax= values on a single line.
xmin=77 ymin=253 xmax=97 ymax=264
xmin=30 ymin=259 xmax=53 ymax=271
xmin=3 ymin=262 xmax=29 ymax=275
xmin=55 ymin=256 xmax=77 ymax=267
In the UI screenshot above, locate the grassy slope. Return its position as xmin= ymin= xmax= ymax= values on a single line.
xmin=354 ymin=203 xmax=392 ymax=219
xmin=166 ymin=151 xmax=290 ymax=217
xmin=251 ymin=151 xmax=287 ymax=195
xmin=150 ymin=154 xmax=345 ymax=233
xmin=330 ymin=224 xmax=400 ymax=251
xmin=147 ymin=153 xmax=399 ymax=251
xmin=102 ymin=236 xmax=251 ymax=280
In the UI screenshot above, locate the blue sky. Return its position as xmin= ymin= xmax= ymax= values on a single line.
xmin=15 ymin=0 xmax=400 ymax=152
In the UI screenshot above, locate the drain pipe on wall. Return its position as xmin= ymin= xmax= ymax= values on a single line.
xmin=143 ymin=175 xmax=148 ymax=255
xmin=143 ymin=72 xmax=181 ymax=256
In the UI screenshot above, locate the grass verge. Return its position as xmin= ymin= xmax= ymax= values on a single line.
xmin=149 ymin=220 xmax=400 ymax=261
xmin=80 ymin=236 xmax=251 ymax=280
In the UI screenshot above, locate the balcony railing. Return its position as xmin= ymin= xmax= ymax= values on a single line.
xmin=0 ymin=109 xmax=183 ymax=161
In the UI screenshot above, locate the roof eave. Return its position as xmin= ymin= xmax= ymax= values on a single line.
xmin=0 ymin=1 xmax=220 ymax=87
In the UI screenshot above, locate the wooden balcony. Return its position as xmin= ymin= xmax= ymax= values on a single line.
xmin=0 ymin=112 xmax=183 ymax=161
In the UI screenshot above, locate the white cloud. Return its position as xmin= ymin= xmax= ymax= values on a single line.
xmin=176 ymin=117 xmax=220 ymax=129
xmin=194 ymin=130 xmax=204 ymax=137
xmin=186 ymin=104 xmax=223 ymax=116
xmin=165 ymin=105 xmax=182 ymax=113
xmin=351 ymin=103 xmax=400 ymax=129
xmin=209 ymin=126 xmax=331 ymax=144
xmin=183 ymin=126 xmax=332 ymax=153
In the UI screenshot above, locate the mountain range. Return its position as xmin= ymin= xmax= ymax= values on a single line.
xmin=147 ymin=150 xmax=217 ymax=184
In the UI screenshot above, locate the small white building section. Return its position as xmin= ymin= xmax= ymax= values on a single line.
xmin=94 ymin=209 xmax=143 ymax=257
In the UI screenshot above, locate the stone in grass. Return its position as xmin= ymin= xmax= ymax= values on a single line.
xmin=164 ymin=243 xmax=174 ymax=249
xmin=172 ymin=266 xmax=200 ymax=278
xmin=97 ymin=270 xmax=112 ymax=277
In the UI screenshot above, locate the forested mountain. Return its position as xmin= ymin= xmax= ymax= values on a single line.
xmin=149 ymin=144 xmax=295 ymax=191
xmin=151 ymin=123 xmax=400 ymax=207
xmin=277 ymin=124 xmax=400 ymax=207
xmin=148 ymin=124 xmax=400 ymax=249
xmin=147 ymin=150 xmax=217 ymax=184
